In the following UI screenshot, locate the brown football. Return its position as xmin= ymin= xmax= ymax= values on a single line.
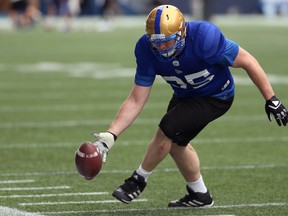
xmin=75 ymin=141 xmax=102 ymax=180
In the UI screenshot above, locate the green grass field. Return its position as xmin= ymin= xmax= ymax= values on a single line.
xmin=0 ymin=17 xmax=287 ymax=216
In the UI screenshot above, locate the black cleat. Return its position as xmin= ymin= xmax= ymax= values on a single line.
xmin=168 ymin=186 xmax=214 ymax=208
xmin=112 ymin=171 xmax=146 ymax=204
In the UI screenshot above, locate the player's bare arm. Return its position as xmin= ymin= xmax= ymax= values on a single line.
xmin=233 ymin=47 xmax=287 ymax=126
xmin=108 ymin=84 xmax=152 ymax=137
xmin=232 ymin=47 xmax=274 ymax=100
xmin=88 ymin=85 xmax=152 ymax=163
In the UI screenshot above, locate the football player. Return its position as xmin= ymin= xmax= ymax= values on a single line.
xmin=93 ymin=5 xmax=287 ymax=207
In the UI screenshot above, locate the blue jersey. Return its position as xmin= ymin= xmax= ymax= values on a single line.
xmin=134 ymin=21 xmax=239 ymax=100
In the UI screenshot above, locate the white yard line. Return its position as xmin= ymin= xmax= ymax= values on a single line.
xmin=163 ymin=164 xmax=284 ymax=172
xmin=0 ymin=192 xmax=108 ymax=199
xmin=0 ymin=206 xmax=43 ymax=216
xmin=214 ymin=202 xmax=288 ymax=208
xmin=0 ymin=186 xmax=70 ymax=191
xmin=0 ymin=180 xmax=35 ymax=184
xmin=18 ymin=199 xmax=148 ymax=206
xmin=34 ymin=202 xmax=288 ymax=215
xmin=0 ymin=171 xmax=77 ymax=177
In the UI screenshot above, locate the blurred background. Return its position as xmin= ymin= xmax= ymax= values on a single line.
xmin=0 ymin=0 xmax=288 ymax=31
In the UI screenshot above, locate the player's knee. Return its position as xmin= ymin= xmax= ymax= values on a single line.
xmin=157 ymin=141 xmax=171 ymax=156
xmin=169 ymin=143 xmax=179 ymax=157
xmin=152 ymin=129 xmax=172 ymax=156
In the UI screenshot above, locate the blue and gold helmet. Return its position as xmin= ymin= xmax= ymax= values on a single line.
xmin=145 ymin=5 xmax=186 ymax=62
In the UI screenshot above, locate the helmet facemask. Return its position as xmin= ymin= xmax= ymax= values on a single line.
xmin=148 ymin=30 xmax=185 ymax=61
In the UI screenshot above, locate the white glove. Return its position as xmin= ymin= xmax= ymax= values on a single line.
xmin=92 ymin=132 xmax=117 ymax=162
xmin=93 ymin=141 xmax=109 ymax=163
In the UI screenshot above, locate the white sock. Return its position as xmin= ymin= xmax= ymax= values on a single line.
xmin=187 ymin=175 xmax=207 ymax=193
xmin=136 ymin=164 xmax=152 ymax=182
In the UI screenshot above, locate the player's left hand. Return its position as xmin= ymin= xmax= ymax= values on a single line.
xmin=265 ymin=96 xmax=288 ymax=126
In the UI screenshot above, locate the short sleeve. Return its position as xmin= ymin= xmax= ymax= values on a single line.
xmin=218 ymin=39 xmax=239 ymax=66
xmin=134 ymin=36 xmax=156 ymax=87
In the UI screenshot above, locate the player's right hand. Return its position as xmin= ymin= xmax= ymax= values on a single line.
xmin=93 ymin=141 xmax=109 ymax=163
xmin=265 ymin=96 xmax=287 ymax=126
xmin=92 ymin=132 xmax=117 ymax=162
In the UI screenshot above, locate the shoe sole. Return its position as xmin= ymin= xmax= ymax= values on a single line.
xmin=168 ymin=200 xmax=214 ymax=208
xmin=112 ymin=190 xmax=131 ymax=204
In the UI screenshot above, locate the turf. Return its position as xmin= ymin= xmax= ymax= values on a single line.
xmin=0 ymin=18 xmax=287 ymax=216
